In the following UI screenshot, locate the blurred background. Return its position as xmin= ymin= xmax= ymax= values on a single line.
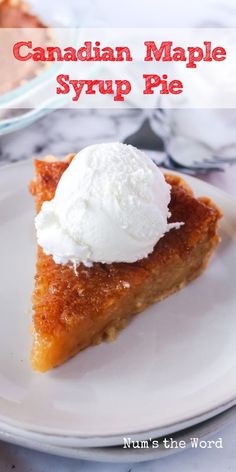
xmin=1 ymin=0 xmax=236 ymax=194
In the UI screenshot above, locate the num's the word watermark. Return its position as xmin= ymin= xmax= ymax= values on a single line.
xmin=123 ymin=437 xmax=223 ymax=449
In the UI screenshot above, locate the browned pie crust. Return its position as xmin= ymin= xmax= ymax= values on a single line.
xmin=0 ymin=0 xmax=44 ymax=27
xmin=29 ymin=155 xmax=222 ymax=372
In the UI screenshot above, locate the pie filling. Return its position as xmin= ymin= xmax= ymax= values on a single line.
xmin=30 ymin=155 xmax=222 ymax=372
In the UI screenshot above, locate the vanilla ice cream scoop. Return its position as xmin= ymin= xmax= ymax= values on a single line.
xmin=35 ymin=143 xmax=182 ymax=267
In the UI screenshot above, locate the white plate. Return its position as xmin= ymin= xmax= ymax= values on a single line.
xmin=0 ymin=160 xmax=236 ymax=447
xmin=1 ymin=404 xmax=236 ymax=463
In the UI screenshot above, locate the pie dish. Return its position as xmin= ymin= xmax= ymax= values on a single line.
xmin=29 ymin=155 xmax=222 ymax=372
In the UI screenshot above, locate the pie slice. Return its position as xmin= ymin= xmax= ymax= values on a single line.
xmin=29 ymin=155 xmax=222 ymax=372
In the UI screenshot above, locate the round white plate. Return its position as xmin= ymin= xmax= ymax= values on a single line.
xmin=1 ymin=404 xmax=236 ymax=463
xmin=0 ymin=160 xmax=236 ymax=447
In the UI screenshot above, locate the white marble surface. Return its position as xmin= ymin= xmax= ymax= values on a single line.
xmin=1 ymin=108 xmax=236 ymax=196
xmin=0 ymin=108 xmax=236 ymax=471
xmin=0 ymin=109 xmax=145 ymax=164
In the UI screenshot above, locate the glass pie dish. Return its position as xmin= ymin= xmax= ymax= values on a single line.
xmin=0 ymin=0 xmax=72 ymax=135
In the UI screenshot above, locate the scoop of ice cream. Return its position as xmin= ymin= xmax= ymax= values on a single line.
xmin=35 ymin=142 xmax=181 ymax=267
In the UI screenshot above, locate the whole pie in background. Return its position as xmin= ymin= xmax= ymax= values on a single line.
xmin=0 ymin=0 xmax=48 ymax=96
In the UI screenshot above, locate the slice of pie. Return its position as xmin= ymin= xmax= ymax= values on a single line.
xmin=29 ymin=155 xmax=222 ymax=372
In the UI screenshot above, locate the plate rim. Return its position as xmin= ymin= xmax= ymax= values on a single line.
xmin=1 ymin=403 xmax=236 ymax=463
